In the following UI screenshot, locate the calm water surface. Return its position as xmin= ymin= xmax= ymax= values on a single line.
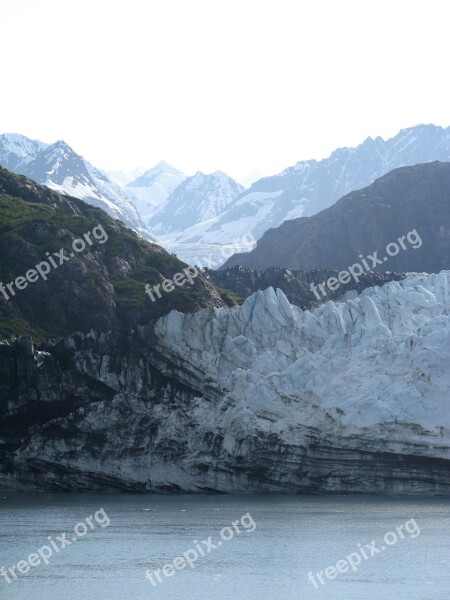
xmin=0 ymin=493 xmax=449 ymax=599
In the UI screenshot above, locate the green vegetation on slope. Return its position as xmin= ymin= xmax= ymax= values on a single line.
xmin=0 ymin=167 xmax=230 ymax=341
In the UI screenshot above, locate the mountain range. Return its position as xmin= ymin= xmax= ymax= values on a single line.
xmin=1 ymin=157 xmax=450 ymax=495
xmin=2 ymin=124 xmax=450 ymax=266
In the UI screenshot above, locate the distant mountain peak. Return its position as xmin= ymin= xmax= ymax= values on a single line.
xmin=152 ymin=160 xmax=176 ymax=171
xmin=50 ymin=139 xmax=73 ymax=151
xmin=212 ymin=169 xmax=232 ymax=179
xmin=127 ymin=161 xmax=185 ymax=188
xmin=124 ymin=161 xmax=188 ymax=227
xmin=43 ymin=139 xmax=79 ymax=162
xmin=143 ymin=160 xmax=183 ymax=176
xmin=0 ymin=133 xmax=49 ymax=171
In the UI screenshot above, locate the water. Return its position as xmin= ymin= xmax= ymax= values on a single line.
xmin=0 ymin=493 xmax=449 ymax=599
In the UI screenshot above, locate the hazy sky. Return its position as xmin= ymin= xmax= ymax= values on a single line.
xmin=1 ymin=0 xmax=449 ymax=184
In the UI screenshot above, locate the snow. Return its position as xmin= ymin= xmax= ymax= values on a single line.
xmin=4 ymin=125 xmax=450 ymax=267
xmin=0 ymin=133 xmax=49 ymax=167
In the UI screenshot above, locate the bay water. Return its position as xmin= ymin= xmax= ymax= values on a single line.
xmin=0 ymin=493 xmax=449 ymax=599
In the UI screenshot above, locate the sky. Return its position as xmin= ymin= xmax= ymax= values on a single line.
xmin=1 ymin=0 xmax=449 ymax=185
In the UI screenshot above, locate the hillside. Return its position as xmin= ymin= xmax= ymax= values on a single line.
xmin=0 ymin=167 xmax=226 ymax=342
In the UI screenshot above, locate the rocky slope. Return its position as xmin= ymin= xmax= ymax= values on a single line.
xmin=1 ymin=272 xmax=449 ymax=494
xmin=223 ymin=161 xmax=450 ymax=271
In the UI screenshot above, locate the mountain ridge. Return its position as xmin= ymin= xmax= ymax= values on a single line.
xmin=167 ymin=124 xmax=450 ymax=257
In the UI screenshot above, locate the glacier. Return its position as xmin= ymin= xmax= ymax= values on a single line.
xmin=1 ymin=272 xmax=449 ymax=493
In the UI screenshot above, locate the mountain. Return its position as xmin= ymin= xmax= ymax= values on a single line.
xmin=125 ymin=161 xmax=187 ymax=226
xmin=223 ymin=161 xmax=450 ymax=272
xmin=149 ymin=170 xmax=245 ymax=235
xmin=0 ymin=133 xmax=154 ymax=242
xmin=170 ymin=124 xmax=450 ymax=258
xmin=2 ymin=272 xmax=449 ymax=493
xmin=0 ymin=166 xmax=226 ymax=341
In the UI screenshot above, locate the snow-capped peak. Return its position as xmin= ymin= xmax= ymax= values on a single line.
xmin=123 ymin=161 xmax=188 ymax=226
xmin=147 ymin=170 xmax=245 ymax=236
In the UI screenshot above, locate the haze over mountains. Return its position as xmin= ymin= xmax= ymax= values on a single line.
xmin=147 ymin=170 xmax=245 ymax=234
xmin=1 ymin=124 xmax=450 ymax=265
